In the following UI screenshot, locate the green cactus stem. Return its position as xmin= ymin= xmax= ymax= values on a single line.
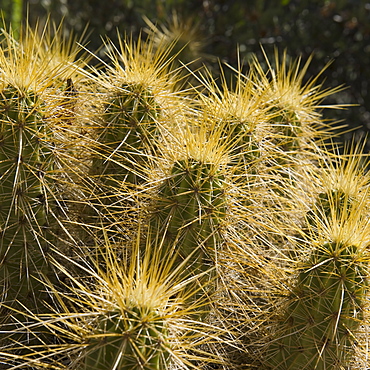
xmin=265 ymin=240 xmax=368 ymax=369
xmin=225 ymin=117 xmax=261 ymax=175
xmin=151 ymin=158 xmax=226 ymax=271
xmin=0 ymin=85 xmax=56 ymax=345
xmin=269 ymin=107 xmax=301 ymax=154
xmin=85 ymin=305 xmax=169 ymax=370
xmin=84 ymin=82 xmax=161 ymax=243
xmin=148 ymin=158 xmax=226 ymax=317
xmin=92 ymin=83 xmax=160 ymax=189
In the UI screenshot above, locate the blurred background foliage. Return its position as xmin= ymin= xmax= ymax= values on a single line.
xmin=1 ymin=0 xmax=370 ymax=152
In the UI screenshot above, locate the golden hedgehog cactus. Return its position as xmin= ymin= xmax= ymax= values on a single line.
xmin=0 ymin=18 xmax=369 ymax=370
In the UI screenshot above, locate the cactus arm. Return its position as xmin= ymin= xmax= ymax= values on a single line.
xmin=265 ymin=241 xmax=368 ymax=369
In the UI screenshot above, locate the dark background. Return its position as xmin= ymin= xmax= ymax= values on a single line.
xmin=2 ymin=0 xmax=370 ymax=153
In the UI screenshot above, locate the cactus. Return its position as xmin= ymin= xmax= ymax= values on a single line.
xmin=2 ymin=227 xmax=233 ymax=370
xmin=143 ymin=11 xmax=209 ymax=77
xmin=261 ymin=157 xmax=370 ymax=369
xmin=145 ymin=154 xmax=227 ymax=322
xmin=83 ymin=34 xmax=184 ymax=242
xmin=264 ymin=240 xmax=368 ymax=369
xmin=0 ymin=84 xmax=55 ymax=344
xmin=250 ymin=50 xmax=342 ymax=160
xmin=83 ymin=83 xmax=162 ymax=246
xmin=146 ymin=121 xmax=230 ymax=290
xmin=195 ymin=65 xmax=265 ymax=177
xmin=89 ymin=32 xmax=183 ymax=190
xmin=151 ymin=157 xmax=225 ymax=264
xmin=0 ymin=20 xmax=89 ymax=352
